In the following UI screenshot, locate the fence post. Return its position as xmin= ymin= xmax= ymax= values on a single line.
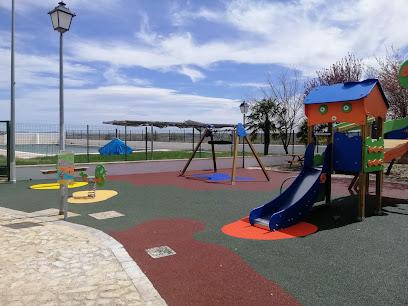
xmin=192 ymin=128 xmax=194 ymax=151
xmin=87 ymin=125 xmax=90 ymax=163
xmin=124 ymin=124 xmax=127 ymax=161
xmin=150 ymin=125 xmax=154 ymax=160
xmin=199 ymin=130 xmax=202 ymax=158
xmin=145 ymin=126 xmax=148 ymax=160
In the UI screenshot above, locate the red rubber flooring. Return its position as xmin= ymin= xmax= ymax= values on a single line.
xmin=106 ymin=169 xmax=408 ymax=305
xmin=108 ymin=169 xmax=408 ymax=199
xmin=110 ymin=218 xmax=300 ymax=306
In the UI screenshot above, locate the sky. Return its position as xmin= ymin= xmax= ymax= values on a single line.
xmin=0 ymin=0 xmax=408 ymax=127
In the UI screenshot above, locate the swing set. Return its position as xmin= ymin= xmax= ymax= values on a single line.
xmin=180 ymin=123 xmax=270 ymax=184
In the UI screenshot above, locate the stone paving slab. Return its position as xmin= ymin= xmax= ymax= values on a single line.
xmin=0 ymin=207 xmax=166 ymax=306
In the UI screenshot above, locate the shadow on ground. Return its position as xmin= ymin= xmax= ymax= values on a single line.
xmin=304 ymin=195 xmax=408 ymax=233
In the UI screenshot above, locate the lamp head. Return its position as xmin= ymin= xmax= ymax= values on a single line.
xmin=48 ymin=2 xmax=76 ymax=33
xmin=239 ymin=102 xmax=249 ymax=114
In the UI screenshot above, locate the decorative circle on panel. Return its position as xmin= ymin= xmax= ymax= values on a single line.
xmin=342 ymin=103 xmax=352 ymax=113
xmin=319 ymin=104 xmax=328 ymax=114
xmin=399 ymin=60 xmax=408 ymax=89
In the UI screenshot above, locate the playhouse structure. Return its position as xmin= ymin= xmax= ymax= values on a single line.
xmin=250 ymin=79 xmax=408 ymax=231
xmin=305 ymin=78 xmax=389 ymax=220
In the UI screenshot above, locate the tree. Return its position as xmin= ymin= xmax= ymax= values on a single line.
xmin=366 ymin=47 xmax=408 ymax=119
xmin=263 ymin=68 xmax=304 ymax=154
xmin=245 ymin=98 xmax=277 ymax=155
xmin=304 ymin=53 xmax=363 ymax=95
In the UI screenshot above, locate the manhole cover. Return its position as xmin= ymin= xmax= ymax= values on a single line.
xmin=145 ymin=246 xmax=176 ymax=259
xmin=3 ymin=222 xmax=43 ymax=229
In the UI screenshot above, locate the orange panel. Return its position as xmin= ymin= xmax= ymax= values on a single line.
xmin=364 ymin=85 xmax=388 ymax=119
xmin=384 ymin=141 xmax=408 ymax=163
xmin=306 ymin=100 xmax=367 ymax=126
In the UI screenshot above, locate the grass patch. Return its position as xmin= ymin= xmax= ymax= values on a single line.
xmin=1 ymin=150 xmax=256 ymax=166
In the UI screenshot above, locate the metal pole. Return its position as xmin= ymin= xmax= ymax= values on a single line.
xmin=9 ymin=0 xmax=16 ymax=183
xmin=242 ymin=114 xmax=245 ymax=168
xmin=59 ymin=32 xmax=65 ymax=151
xmin=124 ymin=125 xmax=127 ymax=161
xmin=199 ymin=130 xmax=202 ymax=158
xmin=59 ymin=32 xmax=67 ymax=217
xmin=145 ymin=126 xmax=148 ymax=160
xmin=150 ymin=125 xmax=153 ymax=160
xmin=86 ymin=125 xmax=89 ymax=162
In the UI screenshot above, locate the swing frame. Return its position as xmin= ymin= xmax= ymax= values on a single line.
xmin=179 ymin=125 xmax=270 ymax=185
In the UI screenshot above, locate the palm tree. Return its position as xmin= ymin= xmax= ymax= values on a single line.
xmin=245 ymin=98 xmax=277 ymax=155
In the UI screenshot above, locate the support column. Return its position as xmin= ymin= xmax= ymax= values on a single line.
xmin=231 ymin=130 xmax=239 ymax=185
xmin=325 ymin=123 xmax=333 ymax=205
xmin=375 ymin=117 xmax=384 ymax=214
xmin=358 ymin=124 xmax=368 ymax=220
xmin=180 ymin=128 xmax=208 ymax=176
xmin=307 ymin=125 xmax=314 ymax=145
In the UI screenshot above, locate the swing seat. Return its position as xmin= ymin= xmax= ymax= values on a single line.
xmin=208 ymin=140 xmax=232 ymax=145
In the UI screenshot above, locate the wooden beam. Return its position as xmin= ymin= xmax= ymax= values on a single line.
xmin=325 ymin=123 xmax=333 ymax=204
xmin=244 ymin=135 xmax=270 ymax=181
xmin=210 ymin=134 xmax=217 ymax=172
xmin=231 ymin=131 xmax=240 ymax=185
xmin=179 ymin=128 xmax=208 ymax=176
xmin=307 ymin=125 xmax=314 ymax=145
xmin=358 ymin=124 xmax=368 ymax=220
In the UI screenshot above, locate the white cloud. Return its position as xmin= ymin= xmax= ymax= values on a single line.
xmin=1 ymin=85 xmax=241 ymax=125
xmin=215 ymin=80 xmax=265 ymax=88
xmin=0 ymin=46 xmax=94 ymax=89
xmin=0 ymin=0 xmax=121 ymax=15
xmin=109 ymin=0 xmax=407 ymax=79
xmin=1 ymin=0 xmax=408 ymax=127
xmin=177 ymin=66 xmax=205 ymax=82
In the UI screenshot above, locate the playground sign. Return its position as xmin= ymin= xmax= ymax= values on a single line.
xmin=57 ymin=151 xmax=74 ymax=185
xmin=399 ymin=60 xmax=408 ymax=89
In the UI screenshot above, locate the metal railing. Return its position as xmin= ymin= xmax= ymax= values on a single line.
xmin=5 ymin=123 xmax=303 ymax=164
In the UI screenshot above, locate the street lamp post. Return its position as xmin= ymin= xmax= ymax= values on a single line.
xmin=10 ymin=0 xmax=16 ymax=183
xmin=48 ymin=2 xmax=75 ymax=152
xmin=48 ymin=2 xmax=75 ymax=216
xmin=239 ymin=101 xmax=249 ymax=168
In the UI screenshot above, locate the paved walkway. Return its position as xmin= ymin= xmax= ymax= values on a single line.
xmin=0 ymin=207 xmax=166 ymax=306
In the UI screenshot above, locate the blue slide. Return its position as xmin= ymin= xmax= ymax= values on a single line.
xmin=249 ymin=143 xmax=332 ymax=231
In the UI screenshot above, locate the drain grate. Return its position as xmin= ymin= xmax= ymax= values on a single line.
xmin=3 ymin=222 xmax=43 ymax=229
xmin=145 ymin=246 xmax=176 ymax=259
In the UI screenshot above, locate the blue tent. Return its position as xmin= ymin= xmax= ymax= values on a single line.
xmin=98 ymin=138 xmax=134 ymax=155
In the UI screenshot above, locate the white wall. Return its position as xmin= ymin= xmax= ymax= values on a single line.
xmin=16 ymin=155 xmax=288 ymax=181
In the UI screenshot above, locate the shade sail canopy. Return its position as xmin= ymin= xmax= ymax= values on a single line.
xmin=103 ymin=120 xmax=237 ymax=129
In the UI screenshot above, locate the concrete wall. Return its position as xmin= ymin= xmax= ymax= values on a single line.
xmin=0 ymin=134 xmax=7 ymax=145
xmin=13 ymin=133 xmax=59 ymax=144
xmin=16 ymin=155 xmax=288 ymax=181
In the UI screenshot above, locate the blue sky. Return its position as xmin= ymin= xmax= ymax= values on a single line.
xmin=1 ymin=0 xmax=407 ymax=126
